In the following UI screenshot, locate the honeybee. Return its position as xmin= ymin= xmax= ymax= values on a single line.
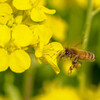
xmin=59 ymin=47 xmax=96 ymax=73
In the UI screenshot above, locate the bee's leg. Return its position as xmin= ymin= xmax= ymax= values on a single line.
xmin=68 ymin=64 xmax=75 ymax=74
xmin=72 ymin=56 xmax=78 ymax=64
xmin=68 ymin=56 xmax=81 ymax=74
xmin=57 ymin=51 xmax=65 ymax=60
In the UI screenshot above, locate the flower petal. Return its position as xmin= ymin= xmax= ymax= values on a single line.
xmin=40 ymin=42 xmax=64 ymax=74
xmin=45 ymin=16 xmax=67 ymax=42
xmin=0 ymin=48 xmax=9 ymax=72
xmin=12 ymin=24 xmax=33 ymax=47
xmin=33 ymin=25 xmax=53 ymax=57
xmin=34 ymin=25 xmax=53 ymax=45
xmin=13 ymin=0 xmax=32 ymax=10
xmin=41 ymin=55 xmax=60 ymax=74
xmin=0 ymin=0 xmax=7 ymax=2
xmin=42 ymin=6 xmax=56 ymax=14
xmin=0 ymin=25 xmax=11 ymax=47
xmin=0 ymin=3 xmax=12 ymax=16
xmin=31 ymin=7 xmax=47 ymax=22
xmin=9 ymin=50 xmax=31 ymax=73
xmin=0 ymin=15 xmax=11 ymax=25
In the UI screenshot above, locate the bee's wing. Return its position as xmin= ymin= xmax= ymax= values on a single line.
xmin=72 ymin=40 xmax=83 ymax=48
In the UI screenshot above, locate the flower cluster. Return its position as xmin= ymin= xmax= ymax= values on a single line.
xmin=0 ymin=0 xmax=65 ymax=74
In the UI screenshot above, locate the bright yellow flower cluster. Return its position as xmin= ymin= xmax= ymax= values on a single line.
xmin=0 ymin=0 xmax=65 ymax=74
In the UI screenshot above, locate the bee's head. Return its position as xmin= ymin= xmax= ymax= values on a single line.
xmin=65 ymin=48 xmax=70 ymax=57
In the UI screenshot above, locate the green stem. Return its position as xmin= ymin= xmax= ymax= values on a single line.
xmin=82 ymin=0 xmax=93 ymax=49
xmin=79 ymin=0 xmax=93 ymax=96
xmin=24 ymin=67 xmax=34 ymax=100
xmin=23 ymin=55 xmax=38 ymax=100
xmin=92 ymin=7 xmax=100 ymax=17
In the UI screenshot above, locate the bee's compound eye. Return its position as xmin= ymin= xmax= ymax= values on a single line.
xmin=65 ymin=50 xmax=69 ymax=55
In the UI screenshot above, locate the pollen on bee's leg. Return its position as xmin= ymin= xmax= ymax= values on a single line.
xmin=75 ymin=64 xmax=81 ymax=69
xmin=75 ymin=61 xmax=82 ymax=69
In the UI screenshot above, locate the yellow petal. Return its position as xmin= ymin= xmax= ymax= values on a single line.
xmin=9 ymin=50 xmax=31 ymax=73
xmin=40 ymin=42 xmax=64 ymax=74
xmin=33 ymin=25 xmax=53 ymax=57
xmin=35 ymin=43 xmax=43 ymax=57
xmin=0 ymin=15 xmax=11 ymax=25
xmin=0 ymin=48 xmax=9 ymax=72
xmin=0 ymin=0 xmax=7 ymax=2
xmin=45 ymin=16 xmax=67 ymax=42
xmin=44 ymin=42 xmax=64 ymax=52
xmin=13 ymin=0 xmax=32 ymax=10
xmin=12 ymin=24 xmax=33 ymax=47
xmin=34 ymin=25 xmax=53 ymax=45
xmin=42 ymin=55 xmax=60 ymax=74
xmin=31 ymin=7 xmax=47 ymax=22
xmin=0 ymin=25 xmax=11 ymax=47
xmin=42 ymin=6 xmax=56 ymax=14
xmin=0 ymin=3 xmax=12 ymax=16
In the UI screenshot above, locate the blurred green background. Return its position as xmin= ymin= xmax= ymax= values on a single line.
xmin=0 ymin=0 xmax=100 ymax=100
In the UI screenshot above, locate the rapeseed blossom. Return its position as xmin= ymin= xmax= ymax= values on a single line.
xmin=43 ymin=15 xmax=67 ymax=42
xmin=39 ymin=42 xmax=64 ymax=74
xmin=13 ymin=0 xmax=56 ymax=22
xmin=0 ymin=24 xmax=33 ymax=73
xmin=30 ymin=25 xmax=53 ymax=58
xmin=0 ymin=0 xmax=69 ymax=74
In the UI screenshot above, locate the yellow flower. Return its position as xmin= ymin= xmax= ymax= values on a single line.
xmin=9 ymin=50 xmax=31 ymax=73
xmin=0 ymin=48 xmax=9 ymax=72
xmin=12 ymin=0 xmax=32 ymax=10
xmin=39 ymin=42 xmax=64 ymax=74
xmin=31 ymin=6 xmax=56 ymax=22
xmin=0 ymin=15 xmax=12 ymax=25
xmin=12 ymin=24 xmax=33 ymax=47
xmin=13 ymin=0 xmax=56 ymax=22
xmin=33 ymin=87 xmax=81 ymax=100
xmin=0 ymin=3 xmax=12 ymax=16
xmin=30 ymin=25 xmax=53 ymax=58
xmin=0 ymin=25 xmax=10 ymax=47
xmin=44 ymin=15 xmax=67 ymax=42
xmin=0 ymin=24 xmax=33 ymax=73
